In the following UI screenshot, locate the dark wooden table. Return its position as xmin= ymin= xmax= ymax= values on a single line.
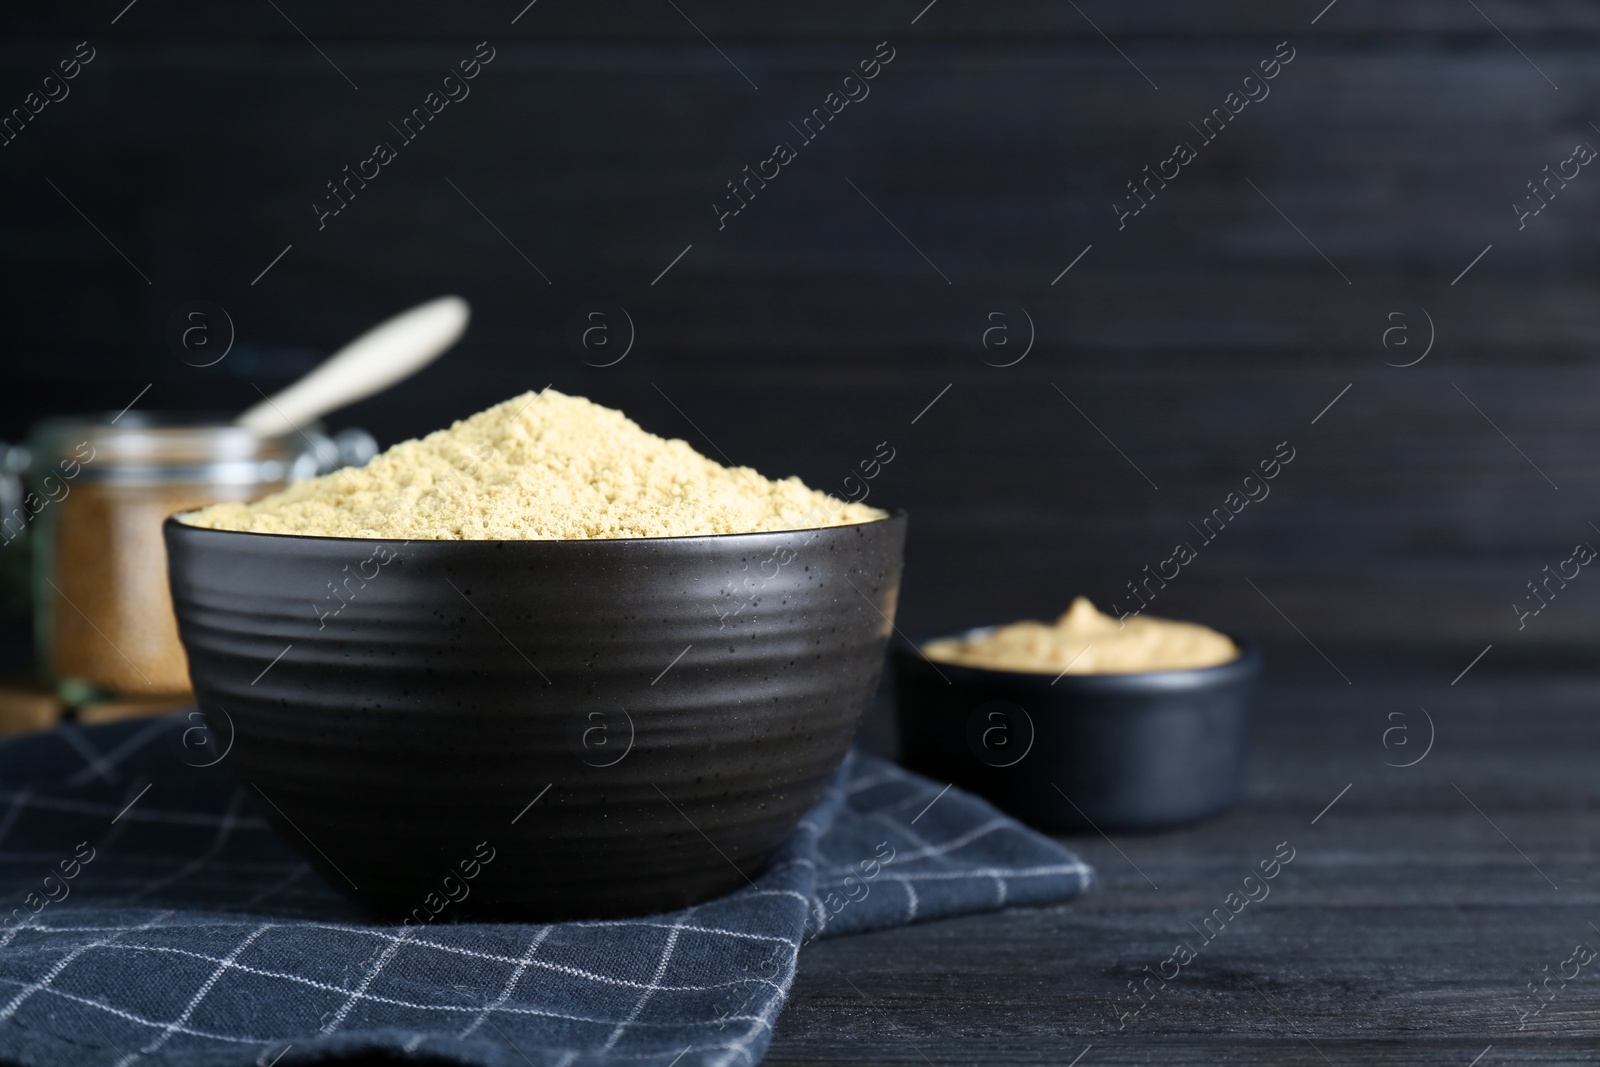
xmin=11 ymin=643 xmax=1595 ymax=1065
xmin=767 ymin=642 xmax=1600 ymax=1065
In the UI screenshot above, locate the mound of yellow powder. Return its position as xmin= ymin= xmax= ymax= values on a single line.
xmin=181 ymin=390 xmax=886 ymax=540
xmin=923 ymin=597 xmax=1237 ymax=675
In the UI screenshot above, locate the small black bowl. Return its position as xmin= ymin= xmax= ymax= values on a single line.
xmin=894 ymin=630 xmax=1259 ymax=833
xmin=165 ymin=513 xmax=905 ymax=922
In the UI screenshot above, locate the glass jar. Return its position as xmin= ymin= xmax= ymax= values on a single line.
xmin=17 ymin=414 xmax=372 ymax=702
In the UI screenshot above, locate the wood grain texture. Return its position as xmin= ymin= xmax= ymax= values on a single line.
xmin=2 ymin=5 xmax=1597 ymax=655
xmin=763 ymin=648 xmax=1600 ymax=1064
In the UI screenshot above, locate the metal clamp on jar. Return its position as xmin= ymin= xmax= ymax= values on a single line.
xmin=5 ymin=416 xmax=376 ymax=703
xmin=0 ymin=294 xmax=468 ymax=712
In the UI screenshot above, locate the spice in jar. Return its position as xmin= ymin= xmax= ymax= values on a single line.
xmin=28 ymin=416 xmax=310 ymax=700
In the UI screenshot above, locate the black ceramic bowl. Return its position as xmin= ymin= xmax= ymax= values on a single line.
xmin=894 ymin=629 xmax=1258 ymax=833
xmin=164 ymin=513 xmax=905 ymax=921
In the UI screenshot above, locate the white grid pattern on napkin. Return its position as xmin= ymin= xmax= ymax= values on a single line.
xmin=0 ymin=718 xmax=1092 ymax=1067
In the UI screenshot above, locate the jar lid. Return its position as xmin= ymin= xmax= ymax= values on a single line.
xmin=27 ymin=413 xmax=314 ymax=485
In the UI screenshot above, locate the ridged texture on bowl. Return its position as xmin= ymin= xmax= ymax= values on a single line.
xmin=165 ymin=515 xmax=904 ymax=921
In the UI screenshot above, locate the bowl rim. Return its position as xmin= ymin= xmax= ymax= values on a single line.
xmin=893 ymin=625 xmax=1261 ymax=693
xmin=163 ymin=508 xmax=906 ymax=547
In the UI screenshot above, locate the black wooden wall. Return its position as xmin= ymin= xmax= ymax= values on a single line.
xmin=3 ymin=1 xmax=1599 ymax=659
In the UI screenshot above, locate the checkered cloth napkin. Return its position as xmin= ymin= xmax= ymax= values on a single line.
xmin=0 ymin=715 xmax=1091 ymax=1067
